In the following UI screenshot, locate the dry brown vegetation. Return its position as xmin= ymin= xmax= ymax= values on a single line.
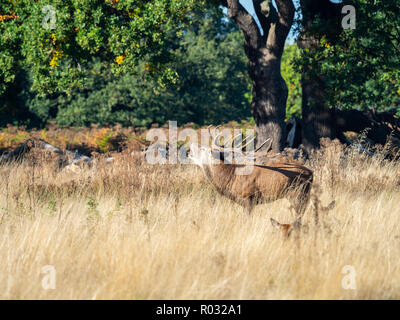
xmin=0 ymin=124 xmax=144 ymax=155
xmin=1 ymin=134 xmax=400 ymax=299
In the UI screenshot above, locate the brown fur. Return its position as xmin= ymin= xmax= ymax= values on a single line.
xmin=270 ymin=217 xmax=302 ymax=239
xmin=201 ymin=157 xmax=313 ymax=215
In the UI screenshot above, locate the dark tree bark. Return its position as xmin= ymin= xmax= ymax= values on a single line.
xmin=298 ymin=0 xmax=342 ymax=150
xmin=286 ymin=108 xmax=400 ymax=153
xmin=336 ymin=109 xmax=400 ymax=146
xmin=300 ymin=73 xmax=337 ymax=149
xmin=218 ymin=0 xmax=295 ymax=152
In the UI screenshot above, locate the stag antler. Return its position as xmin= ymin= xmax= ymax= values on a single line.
xmin=244 ymin=138 xmax=274 ymax=158
xmin=208 ymin=126 xmax=274 ymax=158
xmin=241 ymin=134 xmax=256 ymax=150
xmin=214 ymin=131 xmax=243 ymax=149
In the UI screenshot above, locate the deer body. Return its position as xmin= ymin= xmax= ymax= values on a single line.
xmin=199 ymin=159 xmax=313 ymax=214
xmin=189 ymin=140 xmax=313 ymax=215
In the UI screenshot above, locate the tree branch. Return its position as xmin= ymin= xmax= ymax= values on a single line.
xmin=275 ymin=0 xmax=295 ymax=30
xmin=274 ymin=0 xmax=295 ymax=46
xmin=253 ymin=0 xmax=274 ymax=38
xmin=226 ymin=0 xmax=262 ymax=49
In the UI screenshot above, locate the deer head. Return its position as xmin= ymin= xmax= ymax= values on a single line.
xmin=188 ymin=126 xmax=273 ymax=166
xmin=270 ymin=217 xmax=302 ymax=239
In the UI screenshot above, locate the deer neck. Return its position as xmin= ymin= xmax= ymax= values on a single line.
xmin=201 ymin=164 xmax=214 ymax=183
xmin=201 ymin=163 xmax=236 ymax=196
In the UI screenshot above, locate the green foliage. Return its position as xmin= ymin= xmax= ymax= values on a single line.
xmin=295 ymin=0 xmax=400 ymax=113
xmin=281 ymin=43 xmax=302 ymax=118
xmin=169 ymin=8 xmax=251 ymax=125
xmin=2 ymin=0 xmax=398 ymax=130
xmin=23 ymin=6 xmax=252 ymax=127
xmin=0 ymin=6 xmax=20 ymax=96
xmin=0 ymin=0 xmax=204 ymax=96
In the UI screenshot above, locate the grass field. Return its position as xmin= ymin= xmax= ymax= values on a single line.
xmin=0 ymin=134 xmax=400 ymax=299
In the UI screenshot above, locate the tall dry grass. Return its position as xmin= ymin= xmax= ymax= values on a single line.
xmin=1 ymin=139 xmax=400 ymax=299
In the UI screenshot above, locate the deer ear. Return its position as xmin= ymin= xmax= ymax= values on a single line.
xmin=270 ymin=218 xmax=282 ymax=229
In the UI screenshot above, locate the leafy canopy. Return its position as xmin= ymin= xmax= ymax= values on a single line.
xmin=0 ymin=0 xmax=204 ymax=95
xmin=3 ymin=4 xmax=256 ymax=128
xmin=295 ymin=0 xmax=400 ymax=113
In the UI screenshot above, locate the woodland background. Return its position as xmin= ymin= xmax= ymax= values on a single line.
xmin=1 ymin=1 xmax=398 ymax=132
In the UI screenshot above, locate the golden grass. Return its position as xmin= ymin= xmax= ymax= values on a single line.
xmin=1 ymin=139 xmax=400 ymax=299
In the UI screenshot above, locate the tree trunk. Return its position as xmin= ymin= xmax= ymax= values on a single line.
xmin=298 ymin=0 xmax=342 ymax=150
xmin=301 ymin=74 xmax=336 ymax=150
xmin=250 ymin=51 xmax=288 ymax=152
xmin=220 ymin=0 xmax=295 ymax=152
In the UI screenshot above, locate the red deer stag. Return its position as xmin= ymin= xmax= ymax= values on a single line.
xmin=188 ymin=128 xmax=313 ymax=222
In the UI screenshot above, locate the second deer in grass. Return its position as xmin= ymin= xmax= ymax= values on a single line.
xmin=270 ymin=217 xmax=302 ymax=239
xmin=188 ymin=128 xmax=313 ymax=229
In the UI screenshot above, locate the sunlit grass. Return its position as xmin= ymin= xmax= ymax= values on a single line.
xmin=0 ymin=139 xmax=400 ymax=299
